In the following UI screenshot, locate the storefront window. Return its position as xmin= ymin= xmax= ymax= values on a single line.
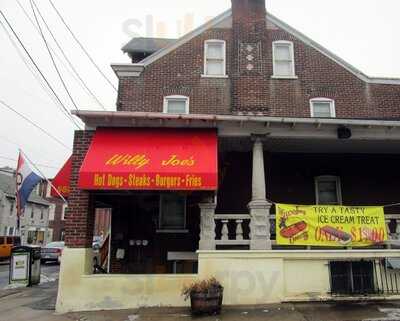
xmin=159 ymin=194 xmax=186 ymax=230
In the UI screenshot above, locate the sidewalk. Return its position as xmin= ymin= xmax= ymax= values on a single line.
xmin=1 ymin=282 xmax=400 ymax=321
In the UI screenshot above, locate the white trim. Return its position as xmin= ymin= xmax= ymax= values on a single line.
xmin=112 ymin=9 xmax=400 ymax=85
xmin=163 ymin=95 xmax=190 ymax=114
xmin=140 ymin=10 xmax=231 ymax=67
xmin=315 ymin=175 xmax=342 ymax=205
xmin=267 ymin=13 xmax=400 ymax=85
xmin=203 ymin=39 xmax=227 ymax=77
xmin=272 ymin=40 xmax=296 ymax=78
xmin=73 ymin=110 xmax=400 ymax=129
xmin=200 ymin=74 xmax=229 ymax=79
xmin=271 ymin=75 xmax=298 ymax=80
xmin=310 ymin=98 xmax=336 ymax=118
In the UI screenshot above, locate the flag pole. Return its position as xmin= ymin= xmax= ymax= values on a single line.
xmin=20 ymin=150 xmax=68 ymax=204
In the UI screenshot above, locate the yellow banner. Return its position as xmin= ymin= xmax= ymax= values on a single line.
xmin=276 ymin=204 xmax=387 ymax=247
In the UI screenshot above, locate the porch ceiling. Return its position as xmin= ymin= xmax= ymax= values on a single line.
xmin=220 ymin=137 xmax=400 ymax=154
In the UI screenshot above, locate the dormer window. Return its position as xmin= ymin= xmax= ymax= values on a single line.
xmin=203 ymin=40 xmax=226 ymax=77
xmin=310 ymin=98 xmax=336 ymax=118
xmin=163 ymin=95 xmax=189 ymax=114
xmin=272 ymin=41 xmax=296 ymax=78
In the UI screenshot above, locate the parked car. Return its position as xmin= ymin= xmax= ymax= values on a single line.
xmin=41 ymin=241 xmax=65 ymax=264
xmin=0 ymin=236 xmax=21 ymax=260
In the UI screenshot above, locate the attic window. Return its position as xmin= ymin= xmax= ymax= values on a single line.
xmin=203 ymin=40 xmax=226 ymax=77
xmin=272 ymin=41 xmax=296 ymax=78
xmin=163 ymin=95 xmax=189 ymax=114
xmin=310 ymin=98 xmax=336 ymax=118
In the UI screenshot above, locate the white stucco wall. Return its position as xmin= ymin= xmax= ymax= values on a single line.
xmin=56 ymin=249 xmax=400 ymax=313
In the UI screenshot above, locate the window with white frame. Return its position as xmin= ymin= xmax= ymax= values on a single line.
xmin=272 ymin=41 xmax=295 ymax=77
xmin=159 ymin=194 xmax=186 ymax=230
xmin=204 ymin=40 xmax=226 ymax=76
xmin=61 ymin=204 xmax=67 ymax=220
xmin=163 ymin=95 xmax=189 ymax=114
xmin=315 ymin=176 xmax=342 ymax=205
xmin=310 ymin=98 xmax=336 ymax=118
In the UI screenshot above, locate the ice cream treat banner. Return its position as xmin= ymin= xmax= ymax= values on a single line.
xmin=276 ymin=204 xmax=387 ymax=247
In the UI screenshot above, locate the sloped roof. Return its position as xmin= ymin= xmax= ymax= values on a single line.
xmin=0 ymin=172 xmax=50 ymax=206
xmin=122 ymin=37 xmax=176 ymax=54
xmin=116 ymin=9 xmax=400 ymax=85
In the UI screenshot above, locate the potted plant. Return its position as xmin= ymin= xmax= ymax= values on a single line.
xmin=182 ymin=277 xmax=223 ymax=315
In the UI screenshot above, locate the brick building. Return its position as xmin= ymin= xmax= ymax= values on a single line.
xmin=57 ymin=0 xmax=400 ymax=313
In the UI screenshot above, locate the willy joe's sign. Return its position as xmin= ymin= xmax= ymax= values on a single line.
xmin=276 ymin=204 xmax=387 ymax=247
xmin=78 ymin=128 xmax=218 ymax=191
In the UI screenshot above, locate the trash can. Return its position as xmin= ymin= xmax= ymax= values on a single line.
xmin=9 ymin=246 xmax=41 ymax=286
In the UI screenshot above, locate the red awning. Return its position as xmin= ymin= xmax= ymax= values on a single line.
xmin=51 ymin=157 xmax=71 ymax=197
xmin=78 ymin=128 xmax=218 ymax=191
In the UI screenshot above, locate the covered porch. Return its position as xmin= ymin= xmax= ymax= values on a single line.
xmin=56 ymin=111 xmax=400 ymax=312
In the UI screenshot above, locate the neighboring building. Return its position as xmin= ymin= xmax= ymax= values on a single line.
xmin=0 ymin=167 xmax=52 ymax=245
xmin=42 ymin=180 xmax=66 ymax=242
xmin=57 ymin=0 xmax=400 ymax=313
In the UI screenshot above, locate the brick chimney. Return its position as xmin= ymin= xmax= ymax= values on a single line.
xmin=231 ymin=0 xmax=266 ymax=38
xmin=230 ymin=0 xmax=268 ymax=113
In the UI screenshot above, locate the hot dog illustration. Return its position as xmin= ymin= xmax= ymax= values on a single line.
xmin=280 ymin=221 xmax=307 ymax=239
xmin=321 ymin=226 xmax=352 ymax=245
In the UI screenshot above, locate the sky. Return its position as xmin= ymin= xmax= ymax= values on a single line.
xmin=0 ymin=0 xmax=399 ymax=178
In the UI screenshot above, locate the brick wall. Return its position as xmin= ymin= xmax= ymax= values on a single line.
xmin=117 ymin=2 xmax=400 ymax=119
xmin=64 ymin=130 xmax=95 ymax=248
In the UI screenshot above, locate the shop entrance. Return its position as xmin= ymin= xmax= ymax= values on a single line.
xmin=93 ymin=192 xmax=201 ymax=274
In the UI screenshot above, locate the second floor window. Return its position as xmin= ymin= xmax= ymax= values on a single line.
xmin=315 ymin=176 xmax=342 ymax=205
xmin=204 ymin=40 xmax=226 ymax=76
xmin=310 ymin=98 xmax=336 ymax=118
xmin=272 ymin=41 xmax=295 ymax=77
xmin=163 ymin=95 xmax=189 ymax=114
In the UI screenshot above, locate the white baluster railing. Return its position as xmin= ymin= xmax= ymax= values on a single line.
xmin=214 ymin=214 xmax=251 ymax=246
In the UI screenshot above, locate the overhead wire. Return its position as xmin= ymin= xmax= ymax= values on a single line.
xmin=48 ymin=0 xmax=118 ymax=93
xmin=0 ymin=99 xmax=71 ymax=151
xmin=16 ymin=0 xmax=107 ymax=111
xmin=0 ymin=155 xmax=58 ymax=170
xmin=0 ymin=12 xmax=64 ymax=116
xmin=29 ymin=0 xmax=79 ymax=112
xmin=0 ymin=9 xmax=82 ymax=129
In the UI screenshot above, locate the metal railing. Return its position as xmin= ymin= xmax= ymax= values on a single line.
xmin=329 ymin=259 xmax=400 ymax=296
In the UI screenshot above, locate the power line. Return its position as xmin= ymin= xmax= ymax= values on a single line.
xmin=0 ymin=12 xmax=66 ymax=117
xmin=48 ymin=0 xmax=118 ymax=93
xmin=16 ymin=0 xmax=107 ymax=111
xmin=30 ymin=0 xmax=79 ymax=112
xmin=0 ymin=156 xmax=58 ymax=170
xmin=0 ymin=99 xmax=71 ymax=151
xmin=0 ymin=10 xmax=82 ymax=129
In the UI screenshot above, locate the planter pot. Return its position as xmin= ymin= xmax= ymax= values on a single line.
xmin=190 ymin=289 xmax=223 ymax=315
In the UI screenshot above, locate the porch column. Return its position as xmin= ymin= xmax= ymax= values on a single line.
xmin=199 ymin=203 xmax=216 ymax=250
xmin=248 ymin=135 xmax=272 ymax=250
